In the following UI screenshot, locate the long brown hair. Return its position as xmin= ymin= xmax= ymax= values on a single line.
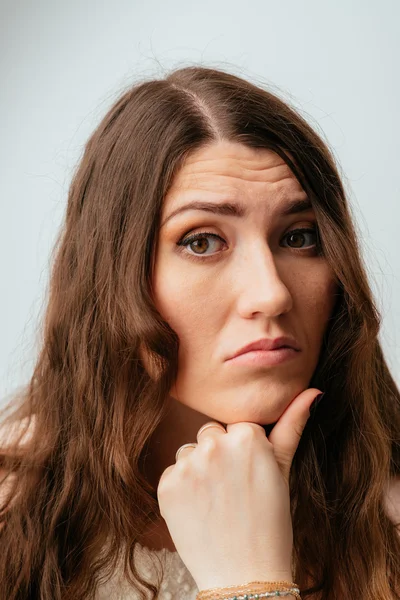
xmin=1 ymin=65 xmax=399 ymax=600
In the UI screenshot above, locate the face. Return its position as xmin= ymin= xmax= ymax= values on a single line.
xmin=144 ymin=141 xmax=338 ymax=426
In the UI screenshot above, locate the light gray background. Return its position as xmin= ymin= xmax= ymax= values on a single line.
xmin=1 ymin=0 xmax=399 ymax=406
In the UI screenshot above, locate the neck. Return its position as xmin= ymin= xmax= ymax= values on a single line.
xmin=139 ymin=396 xmax=215 ymax=552
xmin=144 ymin=395 xmax=218 ymax=490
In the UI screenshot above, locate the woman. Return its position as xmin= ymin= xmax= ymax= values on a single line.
xmin=0 ymin=65 xmax=399 ymax=600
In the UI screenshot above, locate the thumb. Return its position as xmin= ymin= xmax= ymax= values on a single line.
xmin=268 ymin=389 xmax=324 ymax=485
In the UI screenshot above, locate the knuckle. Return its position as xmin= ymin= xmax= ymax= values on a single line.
xmin=175 ymin=459 xmax=191 ymax=477
xmin=157 ymin=466 xmax=174 ymax=497
xmin=200 ymin=436 xmax=218 ymax=454
xmin=157 ymin=480 xmax=166 ymax=499
xmin=235 ymin=423 xmax=258 ymax=443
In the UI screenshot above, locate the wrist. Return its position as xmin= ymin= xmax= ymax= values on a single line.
xmin=197 ymin=572 xmax=295 ymax=593
xmin=196 ymin=571 xmax=293 ymax=591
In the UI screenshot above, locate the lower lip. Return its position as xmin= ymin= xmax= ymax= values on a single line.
xmin=227 ymin=347 xmax=299 ymax=367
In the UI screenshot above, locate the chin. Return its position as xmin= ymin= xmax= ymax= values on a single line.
xmin=213 ymin=408 xmax=280 ymax=428
xmin=218 ymin=403 xmax=284 ymax=427
xmin=215 ymin=416 xmax=277 ymax=436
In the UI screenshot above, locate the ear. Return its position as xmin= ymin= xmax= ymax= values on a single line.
xmin=138 ymin=342 xmax=163 ymax=381
xmin=384 ymin=476 xmax=400 ymax=535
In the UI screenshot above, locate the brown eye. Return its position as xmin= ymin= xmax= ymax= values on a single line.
xmin=176 ymin=226 xmax=321 ymax=262
xmin=282 ymin=228 xmax=317 ymax=250
xmin=177 ymin=232 xmax=225 ymax=257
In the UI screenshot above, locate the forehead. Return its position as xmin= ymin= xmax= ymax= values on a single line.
xmin=159 ymin=142 xmax=312 ymax=230
xmin=167 ymin=141 xmax=303 ymax=196
xmin=164 ymin=141 xmax=306 ymax=212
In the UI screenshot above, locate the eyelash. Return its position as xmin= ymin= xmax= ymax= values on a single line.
xmin=176 ymin=227 xmax=321 ymax=262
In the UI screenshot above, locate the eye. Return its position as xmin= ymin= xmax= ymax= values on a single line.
xmin=282 ymin=228 xmax=319 ymax=251
xmin=176 ymin=231 xmax=225 ymax=259
xmin=176 ymin=227 xmax=321 ymax=262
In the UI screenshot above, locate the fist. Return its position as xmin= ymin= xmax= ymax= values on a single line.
xmin=157 ymin=388 xmax=322 ymax=591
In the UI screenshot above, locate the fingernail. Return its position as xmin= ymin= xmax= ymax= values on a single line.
xmin=309 ymin=392 xmax=325 ymax=416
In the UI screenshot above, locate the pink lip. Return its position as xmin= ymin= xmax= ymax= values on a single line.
xmin=226 ymin=347 xmax=298 ymax=367
xmin=227 ymin=336 xmax=300 ymax=361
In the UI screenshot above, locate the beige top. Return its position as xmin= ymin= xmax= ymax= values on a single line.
xmin=95 ymin=542 xmax=199 ymax=600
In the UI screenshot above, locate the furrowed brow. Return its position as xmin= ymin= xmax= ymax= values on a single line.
xmin=161 ymin=197 xmax=313 ymax=228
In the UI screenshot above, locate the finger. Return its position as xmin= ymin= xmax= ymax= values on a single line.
xmin=269 ymin=388 xmax=323 ymax=483
xmin=225 ymin=421 xmax=267 ymax=436
xmin=196 ymin=421 xmax=227 ymax=443
xmin=175 ymin=443 xmax=197 ymax=462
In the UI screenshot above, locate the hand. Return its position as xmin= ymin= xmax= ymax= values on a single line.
xmin=156 ymin=388 xmax=322 ymax=591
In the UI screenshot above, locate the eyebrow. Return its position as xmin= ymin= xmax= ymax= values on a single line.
xmin=161 ymin=197 xmax=313 ymax=228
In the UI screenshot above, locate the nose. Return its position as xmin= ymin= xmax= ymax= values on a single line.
xmin=235 ymin=245 xmax=293 ymax=318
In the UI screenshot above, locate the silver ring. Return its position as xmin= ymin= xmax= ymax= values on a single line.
xmin=175 ymin=443 xmax=197 ymax=462
xmin=196 ymin=422 xmax=226 ymax=442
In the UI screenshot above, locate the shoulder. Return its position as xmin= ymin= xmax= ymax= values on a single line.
xmin=0 ymin=415 xmax=36 ymax=449
xmin=384 ymin=476 xmax=400 ymax=527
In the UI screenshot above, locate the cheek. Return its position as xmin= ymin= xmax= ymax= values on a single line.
xmin=152 ymin=253 xmax=183 ymax=323
xmin=152 ymin=274 xmax=223 ymax=376
xmin=299 ymin=276 xmax=338 ymax=336
xmin=152 ymin=255 xmax=216 ymax=329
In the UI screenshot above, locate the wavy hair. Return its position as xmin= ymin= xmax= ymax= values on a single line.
xmin=1 ymin=65 xmax=399 ymax=599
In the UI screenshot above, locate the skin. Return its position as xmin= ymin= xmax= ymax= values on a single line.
xmin=139 ymin=140 xmax=338 ymax=550
xmin=0 ymin=142 xmax=398 ymax=571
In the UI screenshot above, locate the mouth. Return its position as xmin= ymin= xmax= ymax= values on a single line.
xmin=226 ymin=347 xmax=299 ymax=367
xmin=227 ymin=336 xmax=301 ymax=361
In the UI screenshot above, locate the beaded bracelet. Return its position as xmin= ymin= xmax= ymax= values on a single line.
xmin=196 ymin=579 xmax=301 ymax=600
xmin=197 ymin=592 xmax=300 ymax=600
